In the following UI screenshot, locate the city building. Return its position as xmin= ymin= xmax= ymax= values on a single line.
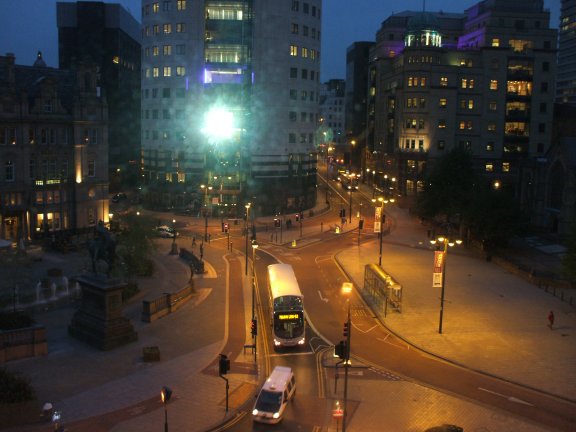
xmin=556 ymin=0 xmax=576 ymax=105
xmin=0 ymin=52 xmax=109 ymax=243
xmin=57 ymin=1 xmax=141 ymax=192
xmin=140 ymin=0 xmax=321 ymax=216
xmin=318 ymin=78 xmax=345 ymax=165
xmin=344 ymin=41 xmax=373 ymax=175
xmin=367 ymin=0 xmax=558 ymax=219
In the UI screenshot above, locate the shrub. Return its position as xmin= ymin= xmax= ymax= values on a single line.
xmin=0 ymin=368 xmax=36 ymax=403
xmin=0 ymin=312 xmax=35 ymax=330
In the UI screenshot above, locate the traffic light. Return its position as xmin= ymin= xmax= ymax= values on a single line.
xmin=219 ymin=354 xmax=230 ymax=375
xmin=299 ymin=212 xmax=304 ymax=221
xmin=339 ymin=209 xmax=346 ymax=218
xmin=359 ymin=219 xmax=364 ymax=230
xmin=251 ymin=318 xmax=258 ymax=336
xmin=160 ymin=386 xmax=172 ymax=403
xmin=274 ymin=218 xmax=280 ymax=228
xmin=223 ymin=223 xmax=229 ymax=233
xmin=335 ymin=340 xmax=346 ymax=359
xmin=295 ymin=213 xmax=299 ymax=222
xmin=343 ymin=322 xmax=350 ymax=338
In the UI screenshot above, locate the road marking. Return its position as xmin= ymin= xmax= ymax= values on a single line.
xmin=478 ymin=387 xmax=534 ymax=406
xmin=318 ymin=290 xmax=329 ymax=302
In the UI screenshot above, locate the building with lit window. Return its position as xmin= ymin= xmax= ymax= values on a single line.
xmin=57 ymin=1 xmax=141 ymax=192
xmin=0 ymin=53 xmax=109 ymax=242
xmin=140 ymin=0 xmax=321 ymax=216
xmin=556 ymin=0 xmax=576 ymax=105
xmin=368 ymin=0 xmax=557 ymax=218
xmin=318 ymin=79 xmax=345 ymax=164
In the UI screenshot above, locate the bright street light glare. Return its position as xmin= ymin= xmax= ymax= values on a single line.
xmin=202 ymin=108 xmax=235 ymax=139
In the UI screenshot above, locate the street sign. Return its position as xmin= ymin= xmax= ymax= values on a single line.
xmin=374 ymin=206 xmax=382 ymax=233
xmin=433 ymin=251 xmax=445 ymax=288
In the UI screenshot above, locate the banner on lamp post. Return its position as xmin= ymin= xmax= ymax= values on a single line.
xmin=432 ymin=250 xmax=445 ymax=288
xmin=374 ymin=206 xmax=382 ymax=233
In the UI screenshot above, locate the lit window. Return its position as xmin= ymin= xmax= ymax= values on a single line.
xmin=488 ymin=123 xmax=496 ymax=131
xmin=439 ymin=98 xmax=447 ymax=107
xmin=490 ymin=80 xmax=498 ymax=90
xmin=176 ymin=66 xmax=185 ymax=76
xmin=486 ymin=142 xmax=494 ymax=151
xmin=485 ymin=163 xmax=494 ymax=172
xmin=163 ymin=67 xmax=171 ymax=77
xmin=145 ymin=68 xmax=150 ymax=78
xmin=177 ymin=0 xmax=186 ymax=10
xmin=290 ymin=45 xmax=298 ymax=56
xmin=301 ymin=47 xmax=308 ymax=58
xmin=153 ymin=46 xmax=159 ymax=56
xmin=176 ymin=23 xmax=185 ymax=33
xmin=438 ymin=120 xmax=446 ymax=129
xmin=153 ymin=2 xmax=159 ymax=13
xmin=153 ymin=67 xmax=159 ymax=78
xmin=163 ymin=45 xmax=172 ymax=56
xmin=440 ymin=77 xmax=448 ymax=86
xmin=408 ymin=77 xmax=414 ymax=87
xmin=489 ymin=101 xmax=497 ymax=110
xmin=491 ymin=38 xmax=500 ymax=47
xmin=164 ymin=24 xmax=172 ymax=34
xmin=461 ymin=78 xmax=468 ymax=89
xmin=153 ymin=25 xmax=159 ymax=35
xmin=502 ymin=162 xmax=510 ymax=172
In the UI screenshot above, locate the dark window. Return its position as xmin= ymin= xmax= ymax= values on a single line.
xmin=290 ymin=68 xmax=297 ymax=79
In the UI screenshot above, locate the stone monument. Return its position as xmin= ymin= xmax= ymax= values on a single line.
xmin=68 ymin=222 xmax=137 ymax=350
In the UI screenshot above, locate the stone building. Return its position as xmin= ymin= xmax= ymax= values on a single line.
xmin=0 ymin=52 xmax=109 ymax=243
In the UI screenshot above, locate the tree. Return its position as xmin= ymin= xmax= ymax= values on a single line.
xmin=562 ymin=224 xmax=576 ymax=284
xmin=415 ymin=147 xmax=476 ymax=223
xmin=114 ymin=212 xmax=156 ymax=278
xmin=463 ymin=184 xmax=526 ymax=252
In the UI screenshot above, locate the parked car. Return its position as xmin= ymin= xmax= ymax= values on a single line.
xmin=154 ymin=225 xmax=178 ymax=238
xmin=111 ymin=192 xmax=128 ymax=203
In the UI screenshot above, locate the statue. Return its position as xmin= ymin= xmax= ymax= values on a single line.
xmin=88 ymin=221 xmax=116 ymax=277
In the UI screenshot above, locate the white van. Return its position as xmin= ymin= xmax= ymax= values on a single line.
xmin=252 ymin=366 xmax=296 ymax=424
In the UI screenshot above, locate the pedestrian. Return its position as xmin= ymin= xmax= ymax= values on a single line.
xmin=548 ymin=311 xmax=555 ymax=329
xmin=192 ymin=237 xmax=196 ymax=248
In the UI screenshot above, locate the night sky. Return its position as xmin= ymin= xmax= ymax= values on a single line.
xmin=0 ymin=0 xmax=563 ymax=82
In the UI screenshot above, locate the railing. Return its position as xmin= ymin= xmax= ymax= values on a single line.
xmin=0 ymin=326 xmax=47 ymax=363
xmin=141 ymin=285 xmax=195 ymax=323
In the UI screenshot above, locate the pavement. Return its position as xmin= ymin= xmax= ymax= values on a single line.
xmin=2 ymin=183 xmax=575 ymax=432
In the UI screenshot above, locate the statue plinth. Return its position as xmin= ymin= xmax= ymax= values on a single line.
xmin=68 ymin=274 xmax=138 ymax=350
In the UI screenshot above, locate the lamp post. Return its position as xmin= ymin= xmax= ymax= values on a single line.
xmin=341 ymin=282 xmax=353 ymax=432
xmin=170 ymin=218 xmax=178 ymax=255
xmin=430 ymin=234 xmax=462 ymax=334
xmin=244 ymin=203 xmax=251 ymax=276
xmin=251 ymin=240 xmax=258 ymax=320
xmin=160 ymin=386 xmax=172 ymax=432
xmin=348 ymin=191 xmax=352 ymax=224
xmin=371 ymin=197 xmax=394 ymax=267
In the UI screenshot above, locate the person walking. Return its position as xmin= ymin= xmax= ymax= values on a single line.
xmin=548 ymin=310 xmax=555 ymax=329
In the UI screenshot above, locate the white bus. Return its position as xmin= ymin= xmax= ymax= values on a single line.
xmin=267 ymin=264 xmax=305 ymax=347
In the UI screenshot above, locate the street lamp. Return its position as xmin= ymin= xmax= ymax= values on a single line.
xmin=341 ymin=282 xmax=353 ymax=432
xmin=251 ymin=240 xmax=258 ymax=320
xmin=200 ymin=184 xmax=213 ymax=241
xmin=160 ymin=386 xmax=172 ymax=432
xmin=371 ymin=197 xmax=394 ymax=267
xmin=244 ymin=203 xmax=251 ymax=276
xmin=170 ymin=218 xmax=178 ymax=255
xmin=430 ymin=234 xmax=462 ymax=334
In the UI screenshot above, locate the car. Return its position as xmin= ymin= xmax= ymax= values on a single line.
xmin=154 ymin=225 xmax=178 ymax=238
xmin=111 ymin=192 xmax=128 ymax=203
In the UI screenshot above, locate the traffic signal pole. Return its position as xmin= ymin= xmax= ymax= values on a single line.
xmin=343 ymin=302 xmax=351 ymax=432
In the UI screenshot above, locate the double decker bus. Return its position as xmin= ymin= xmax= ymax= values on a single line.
xmin=267 ymin=264 xmax=305 ymax=347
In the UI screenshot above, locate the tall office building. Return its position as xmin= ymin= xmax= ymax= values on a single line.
xmin=57 ymin=1 xmax=142 ymax=191
xmin=141 ymin=0 xmax=321 ymax=216
xmin=368 ymin=0 xmax=557 ymax=218
xmin=344 ymin=41 xmax=373 ymax=173
xmin=557 ymin=0 xmax=576 ymax=104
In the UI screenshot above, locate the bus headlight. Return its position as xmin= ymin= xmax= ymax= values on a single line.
xmin=273 ymin=412 xmax=280 ymax=419
xmin=252 ymin=409 xmax=259 ymax=416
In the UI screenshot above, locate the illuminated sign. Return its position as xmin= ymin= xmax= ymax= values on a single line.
xmin=278 ymin=313 xmax=299 ymax=320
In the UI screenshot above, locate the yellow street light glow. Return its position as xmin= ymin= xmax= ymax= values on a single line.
xmin=202 ymin=108 xmax=235 ymax=139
